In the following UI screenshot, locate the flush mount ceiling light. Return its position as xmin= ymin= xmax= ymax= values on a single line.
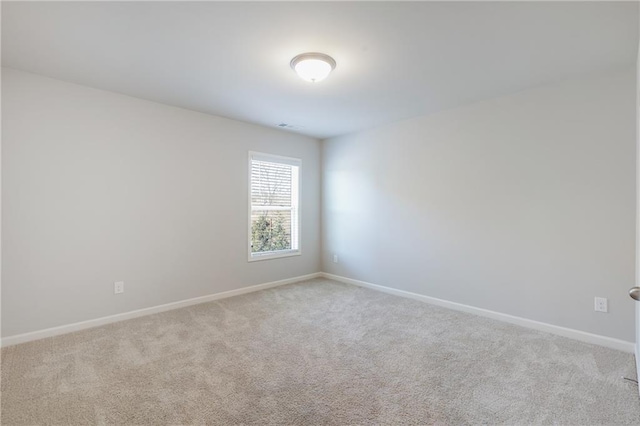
xmin=290 ymin=52 xmax=336 ymax=83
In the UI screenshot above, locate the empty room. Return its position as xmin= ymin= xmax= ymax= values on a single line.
xmin=2 ymin=1 xmax=640 ymax=424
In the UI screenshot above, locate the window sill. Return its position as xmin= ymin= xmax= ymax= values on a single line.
xmin=248 ymin=250 xmax=301 ymax=262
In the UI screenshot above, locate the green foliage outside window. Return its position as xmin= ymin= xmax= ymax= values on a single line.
xmin=251 ymin=213 xmax=290 ymax=253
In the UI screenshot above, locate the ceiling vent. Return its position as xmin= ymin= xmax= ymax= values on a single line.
xmin=277 ymin=123 xmax=305 ymax=130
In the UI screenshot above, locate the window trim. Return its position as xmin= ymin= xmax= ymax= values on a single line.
xmin=247 ymin=151 xmax=302 ymax=262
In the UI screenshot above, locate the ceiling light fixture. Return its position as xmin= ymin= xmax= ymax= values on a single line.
xmin=290 ymin=52 xmax=336 ymax=83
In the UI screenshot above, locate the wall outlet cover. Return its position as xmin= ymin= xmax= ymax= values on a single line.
xmin=594 ymin=297 xmax=608 ymax=313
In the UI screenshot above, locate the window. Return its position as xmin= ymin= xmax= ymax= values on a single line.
xmin=248 ymin=152 xmax=300 ymax=261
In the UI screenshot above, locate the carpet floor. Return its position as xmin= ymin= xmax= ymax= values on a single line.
xmin=2 ymin=278 xmax=640 ymax=425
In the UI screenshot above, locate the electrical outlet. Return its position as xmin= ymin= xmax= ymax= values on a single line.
xmin=114 ymin=281 xmax=124 ymax=295
xmin=594 ymin=297 xmax=608 ymax=313
xmin=333 ymin=254 xmax=338 ymax=263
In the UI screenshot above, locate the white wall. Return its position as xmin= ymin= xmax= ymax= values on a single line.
xmin=635 ymin=33 xmax=640 ymax=369
xmin=323 ymin=68 xmax=637 ymax=342
xmin=2 ymin=68 xmax=321 ymax=337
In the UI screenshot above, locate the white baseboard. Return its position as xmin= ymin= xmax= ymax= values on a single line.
xmin=4 ymin=271 xmax=633 ymax=354
xmin=321 ymin=272 xmax=635 ymax=353
xmin=1 ymin=272 xmax=322 ymax=348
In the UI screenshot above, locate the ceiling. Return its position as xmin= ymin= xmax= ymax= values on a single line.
xmin=2 ymin=1 xmax=638 ymax=139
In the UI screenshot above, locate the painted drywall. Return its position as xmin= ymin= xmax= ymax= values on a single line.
xmin=635 ymin=34 xmax=640 ymax=369
xmin=2 ymin=68 xmax=321 ymax=337
xmin=322 ymin=68 xmax=637 ymax=342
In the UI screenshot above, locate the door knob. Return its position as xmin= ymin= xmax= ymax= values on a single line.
xmin=629 ymin=287 xmax=640 ymax=301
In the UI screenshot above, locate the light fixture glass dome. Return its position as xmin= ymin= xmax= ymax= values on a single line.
xmin=290 ymin=53 xmax=336 ymax=83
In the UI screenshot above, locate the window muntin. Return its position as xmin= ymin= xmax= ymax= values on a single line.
xmin=249 ymin=152 xmax=300 ymax=261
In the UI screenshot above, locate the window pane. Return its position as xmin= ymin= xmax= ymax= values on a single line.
xmin=251 ymin=161 xmax=292 ymax=207
xmin=251 ymin=210 xmax=292 ymax=253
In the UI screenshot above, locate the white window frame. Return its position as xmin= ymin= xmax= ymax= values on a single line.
xmin=248 ymin=151 xmax=301 ymax=262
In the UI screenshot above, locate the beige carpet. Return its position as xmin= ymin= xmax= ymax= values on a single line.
xmin=2 ymin=278 xmax=640 ymax=425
